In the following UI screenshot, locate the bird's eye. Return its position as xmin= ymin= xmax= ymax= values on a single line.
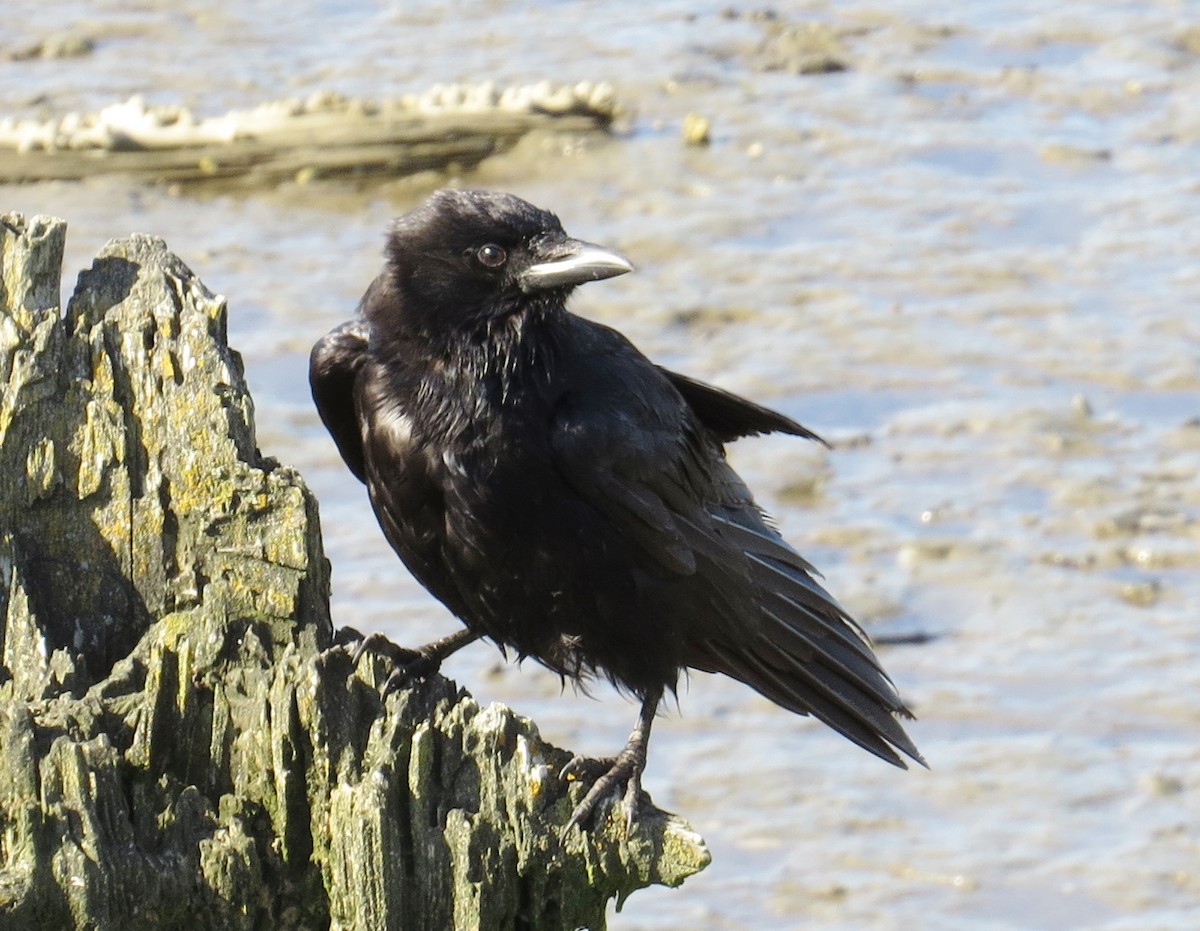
xmin=476 ymin=244 xmax=507 ymax=268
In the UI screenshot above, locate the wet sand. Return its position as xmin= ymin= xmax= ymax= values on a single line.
xmin=3 ymin=2 xmax=1198 ymax=928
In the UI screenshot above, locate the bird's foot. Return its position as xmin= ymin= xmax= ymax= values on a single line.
xmin=347 ymin=632 xmax=433 ymax=696
xmin=341 ymin=627 xmax=478 ymax=697
xmin=560 ymin=744 xmax=646 ymax=835
xmin=559 ymin=754 xmax=617 ymax=787
xmin=560 ymin=691 xmax=660 ymax=836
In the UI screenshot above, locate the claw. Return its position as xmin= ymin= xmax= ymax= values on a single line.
xmin=560 ymin=754 xmax=616 ymax=786
xmin=379 ymin=652 xmax=438 ymax=697
xmin=349 ymin=631 xmax=421 ymax=671
xmin=621 ymin=771 xmax=644 ymax=830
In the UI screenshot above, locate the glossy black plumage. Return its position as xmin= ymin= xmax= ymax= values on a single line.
xmin=310 ymin=189 xmax=923 ymax=827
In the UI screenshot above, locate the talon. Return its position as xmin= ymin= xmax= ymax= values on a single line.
xmin=380 ymin=668 xmax=409 ymax=698
xmin=559 ymin=754 xmax=616 ymax=785
xmin=621 ymin=774 xmax=644 ymax=831
xmin=349 ymin=631 xmax=416 ymax=670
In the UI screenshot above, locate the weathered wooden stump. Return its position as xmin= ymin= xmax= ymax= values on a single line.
xmin=0 ymin=83 xmax=618 ymax=186
xmin=0 ymin=213 xmax=708 ymax=930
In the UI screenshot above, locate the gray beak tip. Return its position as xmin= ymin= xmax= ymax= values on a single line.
xmin=519 ymin=241 xmax=635 ymax=293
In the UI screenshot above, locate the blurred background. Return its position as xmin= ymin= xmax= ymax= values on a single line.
xmin=3 ymin=2 xmax=1198 ymax=928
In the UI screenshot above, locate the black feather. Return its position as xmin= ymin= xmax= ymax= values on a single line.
xmin=660 ymin=366 xmax=829 ymax=446
xmin=309 ymin=189 xmax=924 ymax=794
xmin=309 ymin=317 xmax=370 ymax=482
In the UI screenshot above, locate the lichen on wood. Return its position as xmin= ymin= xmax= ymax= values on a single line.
xmin=0 ymin=213 xmax=709 ymax=930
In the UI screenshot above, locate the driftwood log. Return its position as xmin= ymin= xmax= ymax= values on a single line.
xmin=0 ymin=213 xmax=708 ymax=930
xmin=0 ymin=83 xmax=617 ymax=186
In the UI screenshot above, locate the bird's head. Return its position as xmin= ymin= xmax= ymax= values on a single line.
xmin=373 ymin=189 xmax=633 ymax=342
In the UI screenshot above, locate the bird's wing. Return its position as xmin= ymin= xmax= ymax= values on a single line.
xmin=657 ymin=366 xmax=828 ymax=446
xmin=552 ymin=330 xmax=922 ymax=768
xmin=549 ymin=346 xmax=713 ymax=579
xmin=686 ymin=499 xmax=925 ymax=768
xmin=310 ymin=317 xmax=371 ymax=482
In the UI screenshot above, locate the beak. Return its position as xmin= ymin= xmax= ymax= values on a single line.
xmin=518 ymin=237 xmax=634 ymax=293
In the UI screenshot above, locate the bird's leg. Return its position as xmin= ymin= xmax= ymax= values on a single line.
xmin=345 ymin=627 xmax=480 ymax=696
xmin=561 ymin=689 xmax=661 ymax=833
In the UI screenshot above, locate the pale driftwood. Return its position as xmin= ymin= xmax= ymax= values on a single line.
xmin=0 ymin=83 xmax=618 ymax=185
xmin=0 ymin=213 xmax=708 ymax=930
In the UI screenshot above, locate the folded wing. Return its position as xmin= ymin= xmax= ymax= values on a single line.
xmin=554 ymin=346 xmax=923 ymax=768
xmin=310 ymin=318 xmax=371 ymax=482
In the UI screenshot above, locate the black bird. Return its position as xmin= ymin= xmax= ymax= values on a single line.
xmin=310 ymin=189 xmax=923 ymax=831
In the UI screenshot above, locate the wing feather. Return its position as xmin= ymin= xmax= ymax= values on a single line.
xmin=551 ymin=326 xmax=922 ymax=768
xmin=659 ymin=366 xmax=829 ymax=446
xmin=309 ymin=318 xmax=371 ymax=482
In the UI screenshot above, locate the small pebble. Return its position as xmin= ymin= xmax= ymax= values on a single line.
xmin=683 ymin=113 xmax=711 ymax=146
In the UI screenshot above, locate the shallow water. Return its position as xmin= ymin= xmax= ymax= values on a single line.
xmin=4 ymin=2 xmax=1199 ymax=928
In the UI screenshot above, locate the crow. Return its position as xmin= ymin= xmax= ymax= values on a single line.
xmin=310 ymin=189 xmax=923 ymax=831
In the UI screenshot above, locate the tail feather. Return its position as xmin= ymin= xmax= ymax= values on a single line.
xmin=717 ymin=646 xmax=916 ymax=768
xmin=751 ymin=554 xmax=878 ymax=665
xmin=701 ymin=506 xmax=925 ymax=768
xmin=713 ymin=512 xmax=822 ymax=577
xmin=756 ymin=620 xmax=924 ymax=763
xmin=759 ymin=598 xmax=902 ymax=711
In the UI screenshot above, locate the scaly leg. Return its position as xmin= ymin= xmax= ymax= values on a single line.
xmin=561 ymin=689 xmax=661 ymax=833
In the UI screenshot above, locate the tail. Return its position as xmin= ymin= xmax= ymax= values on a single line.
xmin=699 ymin=509 xmax=926 ymax=769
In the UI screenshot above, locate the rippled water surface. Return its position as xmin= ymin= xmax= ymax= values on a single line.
xmin=4 ymin=2 xmax=1198 ymax=928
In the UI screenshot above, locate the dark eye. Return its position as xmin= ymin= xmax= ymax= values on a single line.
xmin=476 ymin=244 xmax=507 ymax=268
